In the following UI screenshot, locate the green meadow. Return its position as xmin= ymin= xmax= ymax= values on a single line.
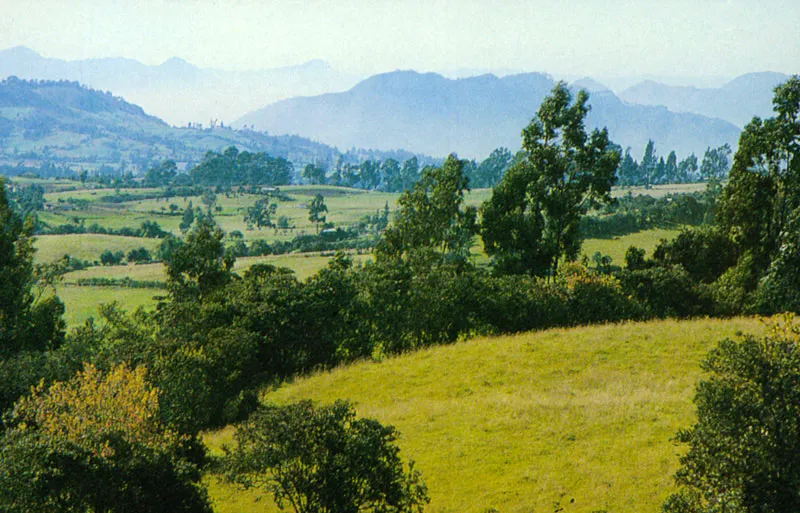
xmin=203 ymin=316 xmax=768 ymax=513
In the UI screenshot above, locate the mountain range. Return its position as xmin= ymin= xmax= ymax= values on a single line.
xmin=0 ymin=77 xmax=356 ymax=175
xmin=1 ymin=46 xmax=791 ymax=164
xmin=236 ymin=71 xmax=744 ymax=159
xmin=618 ymin=72 xmax=789 ymax=128
xmin=0 ymin=46 xmax=360 ymax=126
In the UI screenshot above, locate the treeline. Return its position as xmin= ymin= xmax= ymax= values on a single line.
xmin=617 ymin=140 xmax=731 ymax=187
xmin=579 ymin=188 xmax=718 ymax=239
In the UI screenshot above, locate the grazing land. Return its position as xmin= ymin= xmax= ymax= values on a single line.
xmin=203 ymin=316 xmax=768 ymax=513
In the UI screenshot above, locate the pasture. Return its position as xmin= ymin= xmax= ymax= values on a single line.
xmin=203 ymin=316 xmax=768 ymax=513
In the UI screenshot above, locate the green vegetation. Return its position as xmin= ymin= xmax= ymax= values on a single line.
xmin=205 ymin=317 xmax=768 ymax=513
xmin=1 ymin=74 xmax=798 ymax=513
xmin=665 ymin=318 xmax=800 ymax=513
xmin=222 ymin=400 xmax=429 ymax=513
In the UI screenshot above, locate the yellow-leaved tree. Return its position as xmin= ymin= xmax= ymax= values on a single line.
xmin=0 ymin=363 xmax=212 ymax=513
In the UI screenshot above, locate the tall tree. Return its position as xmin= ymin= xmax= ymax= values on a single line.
xmin=699 ymin=144 xmax=732 ymax=182
xmin=677 ymin=153 xmax=699 ymax=183
xmin=302 ymin=163 xmax=327 ymax=185
xmin=481 ymin=82 xmax=620 ymax=276
xmin=716 ymin=75 xmax=800 ymax=310
xmin=378 ymin=154 xmax=477 ymax=265
xmin=0 ymin=178 xmax=64 ymax=358
xmin=640 ymin=140 xmax=658 ymax=188
xmin=308 ymin=194 xmax=328 ymax=233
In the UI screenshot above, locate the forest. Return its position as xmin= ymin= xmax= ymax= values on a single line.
xmin=1 ymin=76 xmax=799 ymax=513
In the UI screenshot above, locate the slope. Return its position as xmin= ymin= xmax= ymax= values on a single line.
xmin=205 ymin=317 xmax=768 ymax=513
xmin=237 ymin=70 xmax=742 ymax=159
xmin=619 ymin=72 xmax=790 ymax=128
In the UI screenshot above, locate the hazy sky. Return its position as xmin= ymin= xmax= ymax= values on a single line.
xmin=2 ymin=0 xmax=798 ymax=79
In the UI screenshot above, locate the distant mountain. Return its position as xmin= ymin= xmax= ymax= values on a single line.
xmin=0 ymin=77 xmax=378 ymax=175
xmin=618 ymin=72 xmax=790 ymax=128
xmin=0 ymin=46 xmax=361 ymax=126
xmin=237 ymin=70 xmax=742 ymax=159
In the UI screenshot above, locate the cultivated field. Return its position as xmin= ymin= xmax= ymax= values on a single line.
xmin=203 ymin=316 xmax=768 ymax=513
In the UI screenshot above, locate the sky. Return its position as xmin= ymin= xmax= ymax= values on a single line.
xmin=2 ymin=0 xmax=798 ymax=82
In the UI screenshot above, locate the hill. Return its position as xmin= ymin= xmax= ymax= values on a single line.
xmin=618 ymin=71 xmax=790 ymax=128
xmin=0 ymin=77 xmax=428 ymax=176
xmin=236 ymin=70 xmax=742 ymax=159
xmin=0 ymin=46 xmax=360 ymax=125
xmin=204 ymin=317 xmax=768 ymax=513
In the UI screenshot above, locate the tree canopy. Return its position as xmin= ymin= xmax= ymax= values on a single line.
xmin=223 ymin=400 xmax=429 ymax=513
xmin=481 ymin=82 xmax=620 ymax=276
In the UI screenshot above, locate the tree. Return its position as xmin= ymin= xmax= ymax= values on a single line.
xmin=678 ymin=153 xmax=699 ymax=183
xmin=378 ymin=154 xmax=477 ymax=266
xmin=664 ymin=319 xmax=800 ymax=513
xmin=481 ymin=82 xmax=620 ymax=277
xmin=0 ymin=363 xmax=212 ymax=513
xmin=0 ymin=178 xmax=65 ymax=358
xmin=100 ymin=248 xmax=124 ymax=266
xmin=223 ymin=400 xmax=429 ymax=513
xmin=617 ymin=148 xmax=639 ymax=186
xmin=474 ymin=147 xmax=512 ymax=188
xmin=245 ymin=198 xmax=278 ymax=230
xmin=180 ymin=201 xmax=195 ymax=232
xmin=640 ymin=139 xmax=658 ymax=188
xmin=665 ymin=150 xmax=679 ymax=183
xmin=302 ymin=163 xmax=327 ymax=185
xmin=308 ymin=194 xmax=328 ymax=233
xmin=164 ymin=218 xmax=234 ymax=300
xmin=699 ymin=144 xmax=732 ymax=182
xmin=716 ymin=75 xmax=800 ymax=311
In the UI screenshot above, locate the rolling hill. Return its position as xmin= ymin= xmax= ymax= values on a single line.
xmin=204 ymin=317 xmax=769 ymax=513
xmin=0 ymin=77 xmax=428 ymax=176
xmin=236 ymin=70 xmax=742 ymax=159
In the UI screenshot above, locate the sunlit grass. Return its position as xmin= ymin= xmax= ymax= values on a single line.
xmin=581 ymin=228 xmax=681 ymax=266
xmin=34 ymin=234 xmax=162 ymax=263
xmin=203 ymin=317 xmax=768 ymax=513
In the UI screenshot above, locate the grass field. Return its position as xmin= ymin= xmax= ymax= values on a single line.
xmin=57 ymin=252 xmax=374 ymax=327
xmin=57 ymin=285 xmax=161 ymax=327
xmin=580 ymin=228 xmax=681 ymax=266
xmin=203 ymin=316 xmax=769 ymax=513
xmin=34 ymin=234 xmax=162 ymax=263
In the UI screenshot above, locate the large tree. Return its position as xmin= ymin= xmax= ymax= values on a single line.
xmin=0 ymin=178 xmax=65 ymax=358
xmin=378 ymin=154 xmax=477 ymax=266
xmin=0 ymin=364 xmax=213 ymax=513
xmin=664 ymin=320 xmax=800 ymax=513
xmin=481 ymin=82 xmax=620 ymax=276
xmin=716 ymin=75 xmax=800 ymax=311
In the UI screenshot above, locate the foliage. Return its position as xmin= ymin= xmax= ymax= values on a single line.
xmin=223 ymin=400 xmax=429 ymax=513
xmin=652 ymin=227 xmax=738 ymax=284
xmin=189 ymin=147 xmax=293 ymax=187
xmin=378 ymin=154 xmax=477 ymax=266
xmin=0 ymin=363 xmax=212 ymax=513
xmin=244 ymin=197 xmax=278 ymax=230
xmin=716 ymin=75 xmax=800 ymax=312
xmin=308 ymin=194 xmax=328 ymax=233
xmin=100 ymin=248 xmax=124 ymax=266
xmin=0 ymin=177 xmax=65 ymax=358
xmin=164 ymin=218 xmax=234 ymax=300
xmin=481 ymin=82 xmax=620 ymax=277
xmin=664 ymin=318 xmax=800 ymax=513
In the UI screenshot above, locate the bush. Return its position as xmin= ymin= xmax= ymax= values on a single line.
xmin=223 ymin=400 xmax=429 ymax=513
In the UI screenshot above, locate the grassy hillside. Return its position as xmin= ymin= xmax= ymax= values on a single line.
xmin=204 ymin=317 xmax=768 ymax=513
